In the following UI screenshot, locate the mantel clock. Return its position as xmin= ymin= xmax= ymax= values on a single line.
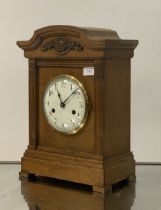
xmin=17 ymin=25 xmax=138 ymax=193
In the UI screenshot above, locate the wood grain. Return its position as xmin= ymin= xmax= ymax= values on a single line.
xmin=17 ymin=25 xmax=138 ymax=193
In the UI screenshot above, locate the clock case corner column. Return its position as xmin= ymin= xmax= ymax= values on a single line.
xmin=28 ymin=58 xmax=38 ymax=150
xmin=94 ymin=61 xmax=105 ymax=155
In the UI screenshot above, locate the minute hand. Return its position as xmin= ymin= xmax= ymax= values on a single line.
xmin=63 ymin=88 xmax=79 ymax=104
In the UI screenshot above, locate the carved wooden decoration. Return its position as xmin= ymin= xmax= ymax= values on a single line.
xmin=17 ymin=25 xmax=138 ymax=193
xmin=41 ymin=36 xmax=83 ymax=55
xmin=94 ymin=65 xmax=104 ymax=81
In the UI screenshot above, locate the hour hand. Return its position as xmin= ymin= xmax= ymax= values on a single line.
xmin=55 ymin=83 xmax=63 ymax=103
xmin=55 ymin=84 xmax=66 ymax=108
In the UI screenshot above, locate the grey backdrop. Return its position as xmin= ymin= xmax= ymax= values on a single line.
xmin=0 ymin=0 xmax=161 ymax=162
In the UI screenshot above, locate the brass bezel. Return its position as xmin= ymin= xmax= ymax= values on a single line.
xmin=43 ymin=74 xmax=90 ymax=135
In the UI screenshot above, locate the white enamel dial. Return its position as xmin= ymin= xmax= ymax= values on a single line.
xmin=43 ymin=75 xmax=89 ymax=134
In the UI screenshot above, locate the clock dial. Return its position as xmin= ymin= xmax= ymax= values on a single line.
xmin=43 ymin=75 xmax=89 ymax=134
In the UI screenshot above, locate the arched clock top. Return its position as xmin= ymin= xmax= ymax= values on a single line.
xmin=17 ymin=25 xmax=119 ymax=49
xmin=16 ymin=25 xmax=137 ymax=59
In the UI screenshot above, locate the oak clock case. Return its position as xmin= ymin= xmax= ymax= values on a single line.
xmin=17 ymin=25 xmax=138 ymax=193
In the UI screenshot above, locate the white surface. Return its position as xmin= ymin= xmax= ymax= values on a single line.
xmin=43 ymin=75 xmax=86 ymax=133
xmin=0 ymin=165 xmax=28 ymax=210
xmin=83 ymin=67 xmax=95 ymax=76
xmin=0 ymin=0 xmax=161 ymax=162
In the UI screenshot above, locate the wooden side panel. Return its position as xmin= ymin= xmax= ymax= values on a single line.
xmin=104 ymin=59 xmax=131 ymax=157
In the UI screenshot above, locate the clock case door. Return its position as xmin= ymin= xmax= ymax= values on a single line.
xmin=17 ymin=26 xmax=138 ymax=193
xmin=38 ymin=63 xmax=97 ymax=154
